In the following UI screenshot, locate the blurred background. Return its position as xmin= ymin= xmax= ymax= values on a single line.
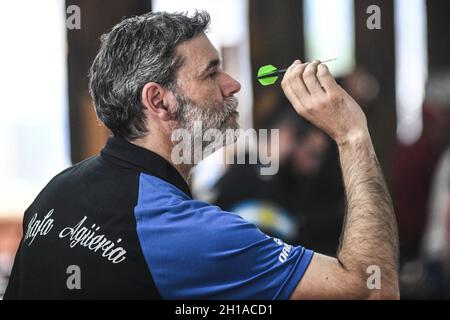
xmin=0 ymin=0 xmax=449 ymax=299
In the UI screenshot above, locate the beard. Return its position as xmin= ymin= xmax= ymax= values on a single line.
xmin=170 ymin=90 xmax=240 ymax=158
xmin=171 ymin=91 xmax=239 ymax=133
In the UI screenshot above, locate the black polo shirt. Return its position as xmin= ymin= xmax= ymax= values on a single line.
xmin=5 ymin=137 xmax=313 ymax=299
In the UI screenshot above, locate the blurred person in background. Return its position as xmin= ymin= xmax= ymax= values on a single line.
xmin=420 ymin=146 xmax=450 ymax=298
xmin=392 ymin=71 xmax=450 ymax=255
xmin=339 ymin=67 xmax=380 ymax=110
xmin=391 ymin=70 xmax=450 ymax=298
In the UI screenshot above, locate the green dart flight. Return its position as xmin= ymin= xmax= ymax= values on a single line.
xmin=257 ymin=58 xmax=336 ymax=86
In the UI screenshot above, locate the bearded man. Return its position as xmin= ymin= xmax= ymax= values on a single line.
xmin=5 ymin=11 xmax=399 ymax=300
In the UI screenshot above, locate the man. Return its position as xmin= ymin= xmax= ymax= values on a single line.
xmin=5 ymin=11 xmax=399 ymax=299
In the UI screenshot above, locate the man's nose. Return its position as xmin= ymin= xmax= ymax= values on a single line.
xmin=220 ymin=72 xmax=241 ymax=97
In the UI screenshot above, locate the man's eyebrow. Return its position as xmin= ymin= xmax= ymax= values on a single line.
xmin=199 ymin=58 xmax=221 ymax=78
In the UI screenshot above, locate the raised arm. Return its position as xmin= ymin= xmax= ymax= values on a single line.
xmin=281 ymin=60 xmax=399 ymax=300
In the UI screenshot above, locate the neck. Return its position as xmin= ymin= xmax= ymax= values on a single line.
xmin=130 ymin=133 xmax=193 ymax=185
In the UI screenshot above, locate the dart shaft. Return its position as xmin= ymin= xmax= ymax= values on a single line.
xmin=257 ymin=59 xmax=336 ymax=79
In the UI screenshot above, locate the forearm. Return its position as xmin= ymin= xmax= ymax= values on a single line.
xmin=282 ymin=60 xmax=401 ymax=299
xmin=336 ymin=131 xmax=399 ymax=296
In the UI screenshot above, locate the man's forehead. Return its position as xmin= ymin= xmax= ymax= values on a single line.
xmin=176 ymin=34 xmax=221 ymax=72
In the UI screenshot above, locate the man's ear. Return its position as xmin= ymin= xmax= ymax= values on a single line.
xmin=141 ymin=82 xmax=172 ymax=121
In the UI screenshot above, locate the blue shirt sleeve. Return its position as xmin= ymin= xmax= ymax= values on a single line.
xmin=134 ymin=174 xmax=314 ymax=300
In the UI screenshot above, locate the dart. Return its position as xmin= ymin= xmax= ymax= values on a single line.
xmin=257 ymin=58 xmax=336 ymax=86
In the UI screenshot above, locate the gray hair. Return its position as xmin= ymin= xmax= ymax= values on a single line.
xmin=89 ymin=11 xmax=210 ymax=140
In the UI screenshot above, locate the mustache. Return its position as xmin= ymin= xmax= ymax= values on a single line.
xmin=218 ymin=96 xmax=239 ymax=118
xmin=226 ymin=96 xmax=239 ymax=114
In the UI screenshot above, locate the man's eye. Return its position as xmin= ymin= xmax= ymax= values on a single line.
xmin=209 ymin=71 xmax=217 ymax=78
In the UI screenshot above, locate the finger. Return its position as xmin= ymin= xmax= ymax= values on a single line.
xmin=317 ymin=63 xmax=338 ymax=94
xmin=288 ymin=62 xmax=310 ymax=97
xmin=282 ymin=62 xmax=309 ymax=111
xmin=282 ymin=76 xmax=303 ymax=112
xmin=285 ymin=59 xmax=302 ymax=74
xmin=303 ymin=60 xmax=325 ymax=96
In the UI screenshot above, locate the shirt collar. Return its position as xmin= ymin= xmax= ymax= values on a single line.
xmin=100 ymin=136 xmax=192 ymax=198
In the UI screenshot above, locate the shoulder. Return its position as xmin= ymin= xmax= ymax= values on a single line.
xmin=135 ymin=173 xmax=256 ymax=237
xmin=46 ymin=156 xmax=100 ymax=185
xmin=25 ymin=157 xmax=99 ymax=206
